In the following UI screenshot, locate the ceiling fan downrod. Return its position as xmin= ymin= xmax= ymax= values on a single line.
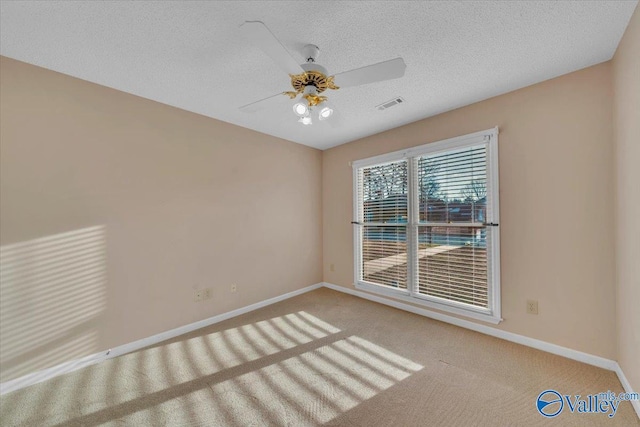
xmin=302 ymin=44 xmax=320 ymax=63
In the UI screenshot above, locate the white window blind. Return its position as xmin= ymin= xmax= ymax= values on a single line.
xmin=353 ymin=128 xmax=501 ymax=323
xmin=358 ymin=160 xmax=408 ymax=289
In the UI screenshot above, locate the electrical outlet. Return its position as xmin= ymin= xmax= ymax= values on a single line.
xmin=203 ymin=288 xmax=211 ymax=300
xmin=194 ymin=290 xmax=203 ymax=302
xmin=330 ymin=263 xmax=335 ymax=272
xmin=527 ymin=299 xmax=539 ymax=315
xmin=231 ymin=284 xmax=237 ymax=293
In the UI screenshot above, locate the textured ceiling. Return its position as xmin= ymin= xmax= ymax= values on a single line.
xmin=1 ymin=1 xmax=637 ymax=150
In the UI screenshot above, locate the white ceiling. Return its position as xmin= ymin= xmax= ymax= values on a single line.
xmin=1 ymin=1 xmax=637 ymax=150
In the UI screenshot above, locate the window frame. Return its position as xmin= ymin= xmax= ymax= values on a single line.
xmin=352 ymin=128 xmax=501 ymax=324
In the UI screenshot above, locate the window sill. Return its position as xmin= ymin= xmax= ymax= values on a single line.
xmin=355 ymin=281 xmax=502 ymax=325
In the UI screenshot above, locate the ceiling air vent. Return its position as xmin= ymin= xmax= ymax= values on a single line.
xmin=376 ymin=97 xmax=405 ymax=111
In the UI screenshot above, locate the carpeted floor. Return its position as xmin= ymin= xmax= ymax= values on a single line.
xmin=0 ymin=287 xmax=638 ymax=426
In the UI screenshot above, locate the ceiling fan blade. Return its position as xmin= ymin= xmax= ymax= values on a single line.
xmin=239 ymin=93 xmax=289 ymax=113
xmin=240 ymin=21 xmax=304 ymax=75
xmin=332 ymin=57 xmax=406 ymax=88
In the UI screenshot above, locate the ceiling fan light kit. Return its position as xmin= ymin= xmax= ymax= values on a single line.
xmin=293 ymin=86 xmax=333 ymax=123
xmin=293 ymin=102 xmax=309 ymax=117
xmin=238 ymin=21 xmax=407 ymax=126
xmin=319 ymin=107 xmax=333 ymax=120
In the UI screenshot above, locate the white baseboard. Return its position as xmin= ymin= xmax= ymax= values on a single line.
xmin=614 ymin=362 xmax=640 ymax=419
xmin=0 ymin=282 xmax=323 ymax=395
xmin=107 ymin=282 xmax=323 ymax=360
xmin=322 ymin=282 xmax=619 ymax=371
xmin=0 ymin=349 xmax=111 ymax=396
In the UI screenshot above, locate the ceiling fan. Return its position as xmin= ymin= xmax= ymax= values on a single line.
xmin=238 ymin=21 xmax=406 ymax=125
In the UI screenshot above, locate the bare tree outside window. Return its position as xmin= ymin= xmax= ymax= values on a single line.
xmin=461 ymin=179 xmax=486 ymax=202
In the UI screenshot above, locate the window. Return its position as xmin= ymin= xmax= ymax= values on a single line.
xmin=353 ymin=128 xmax=501 ymax=323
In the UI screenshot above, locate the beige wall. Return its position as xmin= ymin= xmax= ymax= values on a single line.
xmin=613 ymin=6 xmax=640 ymax=394
xmin=0 ymin=57 xmax=323 ymax=382
xmin=323 ymin=62 xmax=616 ymax=359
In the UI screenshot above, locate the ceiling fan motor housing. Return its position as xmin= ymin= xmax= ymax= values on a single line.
xmin=291 ymin=62 xmax=338 ymax=95
xmin=301 ymin=62 xmax=327 ymax=76
xmin=284 ymin=45 xmax=338 ymax=102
